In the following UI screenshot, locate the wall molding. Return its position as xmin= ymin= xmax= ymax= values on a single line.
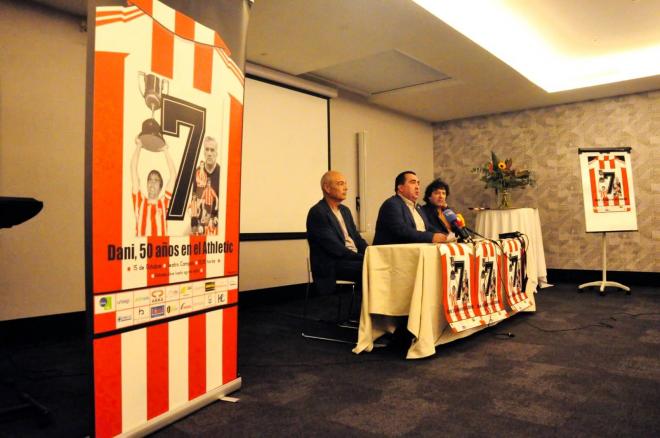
xmin=0 ymin=311 xmax=86 ymax=345
xmin=547 ymin=268 xmax=659 ymax=287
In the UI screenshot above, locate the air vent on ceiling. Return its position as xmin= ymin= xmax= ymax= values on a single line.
xmin=309 ymin=49 xmax=451 ymax=95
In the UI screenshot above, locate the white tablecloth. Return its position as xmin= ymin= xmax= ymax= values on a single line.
xmin=353 ymin=243 xmax=536 ymax=359
xmin=475 ymin=208 xmax=549 ymax=294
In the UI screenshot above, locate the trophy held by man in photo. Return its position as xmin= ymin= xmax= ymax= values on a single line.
xmin=137 ymin=71 xmax=169 ymax=152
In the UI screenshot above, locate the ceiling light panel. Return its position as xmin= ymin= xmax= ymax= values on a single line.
xmin=412 ymin=0 xmax=660 ymax=92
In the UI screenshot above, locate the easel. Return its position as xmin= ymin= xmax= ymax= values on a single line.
xmin=578 ymin=232 xmax=630 ymax=295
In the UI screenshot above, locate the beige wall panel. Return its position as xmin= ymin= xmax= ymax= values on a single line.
xmin=0 ymin=1 xmax=86 ymax=320
xmin=238 ymin=240 xmax=309 ymax=291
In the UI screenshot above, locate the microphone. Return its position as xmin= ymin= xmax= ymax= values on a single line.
xmin=456 ymin=213 xmax=466 ymax=228
xmin=442 ymin=208 xmax=472 ymax=242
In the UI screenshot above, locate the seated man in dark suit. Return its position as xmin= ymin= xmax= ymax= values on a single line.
xmin=306 ymin=171 xmax=368 ymax=294
xmin=373 ymin=171 xmax=453 ymax=245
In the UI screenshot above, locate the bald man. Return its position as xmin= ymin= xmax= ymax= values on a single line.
xmin=306 ymin=171 xmax=368 ymax=294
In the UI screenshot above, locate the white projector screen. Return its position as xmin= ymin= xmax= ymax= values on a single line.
xmin=240 ymin=77 xmax=329 ymax=236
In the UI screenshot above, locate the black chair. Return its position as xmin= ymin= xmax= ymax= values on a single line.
xmin=301 ymin=256 xmax=359 ymax=344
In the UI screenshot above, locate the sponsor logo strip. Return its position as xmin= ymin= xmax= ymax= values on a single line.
xmin=93 ymin=276 xmax=239 ymax=334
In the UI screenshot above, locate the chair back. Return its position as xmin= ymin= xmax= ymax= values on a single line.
xmin=306 ymin=256 xmax=313 ymax=284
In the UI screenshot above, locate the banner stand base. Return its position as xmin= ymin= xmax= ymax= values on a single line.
xmin=578 ymin=233 xmax=631 ymax=295
xmin=117 ymin=377 xmax=242 ymax=437
xmin=579 ymin=280 xmax=630 ymax=294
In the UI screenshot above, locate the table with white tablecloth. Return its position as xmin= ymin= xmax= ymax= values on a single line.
xmin=353 ymin=243 xmax=536 ymax=359
xmin=475 ymin=207 xmax=549 ymax=294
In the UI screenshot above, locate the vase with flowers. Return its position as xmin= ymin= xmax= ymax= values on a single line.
xmin=472 ymin=151 xmax=535 ymax=208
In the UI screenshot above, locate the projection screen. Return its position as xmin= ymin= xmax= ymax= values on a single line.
xmin=240 ymin=77 xmax=329 ymax=238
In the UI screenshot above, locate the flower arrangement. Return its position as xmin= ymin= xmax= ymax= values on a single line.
xmin=472 ymin=151 xmax=535 ymax=208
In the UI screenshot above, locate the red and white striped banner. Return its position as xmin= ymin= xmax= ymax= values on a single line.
xmin=93 ymin=307 xmax=237 ymax=437
xmin=88 ymin=1 xmax=245 ymax=436
xmin=471 ymin=241 xmax=508 ymax=323
xmin=439 ymin=243 xmax=482 ymax=332
xmin=501 ymin=238 xmax=531 ymax=312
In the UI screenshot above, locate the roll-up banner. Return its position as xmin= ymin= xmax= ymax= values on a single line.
xmin=84 ymin=1 xmax=249 ymax=436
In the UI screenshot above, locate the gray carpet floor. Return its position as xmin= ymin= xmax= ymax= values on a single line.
xmin=1 ymin=283 xmax=658 ymax=437
xmin=157 ymin=283 xmax=659 ymax=437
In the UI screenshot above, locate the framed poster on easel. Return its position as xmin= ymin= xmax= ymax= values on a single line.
xmin=579 ymin=147 xmax=638 ymax=232
xmin=577 ymin=147 xmax=637 ymax=294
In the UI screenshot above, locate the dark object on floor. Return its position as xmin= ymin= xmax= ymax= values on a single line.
xmin=0 ymin=382 xmax=52 ymax=427
xmin=0 ymin=196 xmax=50 ymax=430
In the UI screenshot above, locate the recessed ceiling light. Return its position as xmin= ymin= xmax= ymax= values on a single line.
xmin=412 ymin=0 xmax=660 ymax=92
